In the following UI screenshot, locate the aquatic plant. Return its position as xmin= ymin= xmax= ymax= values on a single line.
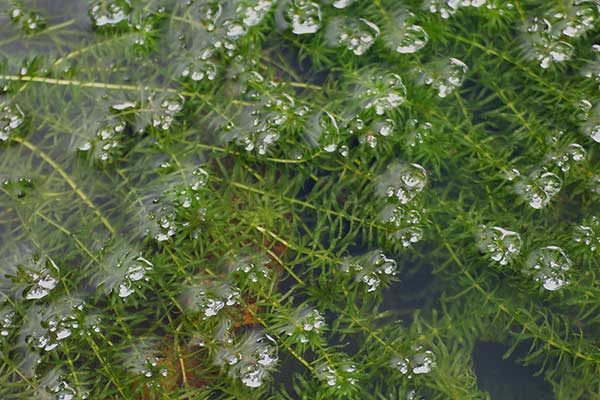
xmin=0 ymin=0 xmax=598 ymax=399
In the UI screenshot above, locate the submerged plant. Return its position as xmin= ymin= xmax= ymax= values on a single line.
xmin=0 ymin=0 xmax=598 ymax=399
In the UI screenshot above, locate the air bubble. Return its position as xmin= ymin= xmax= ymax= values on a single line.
xmin=123 ymin=338 xmax=167 ymax=381
xmin=194 ymin=1 xmax=222 ymax=32
xmin=576 ymin=99 xmax=593 ymax=121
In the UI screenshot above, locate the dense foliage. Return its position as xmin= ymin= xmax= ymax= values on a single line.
xmin=0 ymin=0 xmax=599 ymax=399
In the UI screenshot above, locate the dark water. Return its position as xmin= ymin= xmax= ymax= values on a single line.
xmin=473 ymin=341 xmax=553 ymax=400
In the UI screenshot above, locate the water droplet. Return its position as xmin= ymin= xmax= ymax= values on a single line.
xmin=0 ymin=308 xmax=15 ymax=339
xmin=0 ymin=101 xmax=25 ymax=142
xmin=111 ymin=101 xmax=137 ymax=111
xmin=230 ymin=255 xmax=270 ymax=284
xmin=215 ymin=331 xmax=278 ymax=388
xmin=305 ymin=111 xmax=341 ymax=152
xmin=10 ymin=8 xmax=47 ymax=34
xmin=516 ymin=169 xmax=562 ymax=209
xmin=326 ymin=17 xmax=380 ymax=56
xmin=361 ymin=73 xmax=407 ymax=115
xmin=557 ymin=1 xmax=598 ymax=38
xmin=376 ymin=162 xmax=428 ymax=204
xmin=21 ymin=259 xmax=59 ymax=301
xmin=240 ymin=0 xmax=274 ymax=27
xmin=478 ymin=226 xmax=522 ymax=265
xmin=316 ymin=357 xmax=357 ymax=389
xmin=181 ymin=283 xmax=240 ymax=319
xmin=94 ymin=246 xmax=153 ymax=299
xmin=340 ymin=250 xmax=397 ymax=292
xmin=576 ymin=99 xmax=593 ymax=121
xmin=406 ymin=119 xmax=432 ymax=147
xmin=419 ymin=58 xmax=468 ymax=97
xmin=194 ymin=1 xmax=222 ymax=32
xmin=280 ymin=307 xmax=326 ymax=345
xmin=375 ymin=119 xmax=395 ymax=137
xmin=425 ymin=0 xmax=460 ymax=18
xmin=38 ymin=369 xmax=79 ymax=400
xmin=180 ymin=60 xmax=218 ymax=82
xmin=392 ymin=346 xmax=436 ymax=377
xmin=278 ymin=0 xmax=322 ymax=35
xmin=582 ymin=105 xmax=600 ymax=142
xmin=574 ymin=216 xmax=599 ymax=252
xmin=89 ymin=0 xmax=130 ymax=29
xmin=523 ymin=17 xmax=574 ymax=69
xmin=525 ymin=246 xmax=572 ymax=290
xmin=412 ymin=347 xmax=436 ymax=374
xmin=383 ymin=11 xmax=430 ymax=54
xmin=332 ymin=0 xmax=357 ymax=7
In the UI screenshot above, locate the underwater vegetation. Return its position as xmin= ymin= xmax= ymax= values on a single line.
xmin=0 ymin=0 xmax=598 ymax=399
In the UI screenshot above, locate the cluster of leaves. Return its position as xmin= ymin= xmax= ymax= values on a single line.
xmin=0 ymin=0 xmax=598 ymax=399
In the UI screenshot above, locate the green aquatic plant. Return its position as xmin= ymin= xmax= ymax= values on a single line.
xmin=0 ymin=0 xmax=598 ymax=399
